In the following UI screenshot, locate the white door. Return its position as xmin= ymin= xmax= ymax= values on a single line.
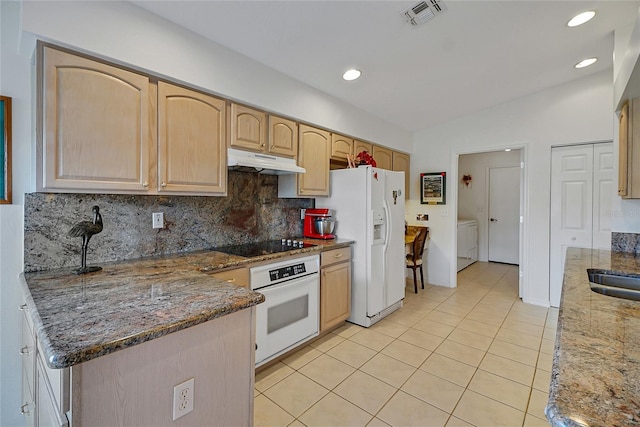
xmin=549 ymin=143 xmax=612 ymax=307
xmin=592 ymin=144 xmax=614 ymax=250
xmin=488 ymin=166 xmax=520 ymax=264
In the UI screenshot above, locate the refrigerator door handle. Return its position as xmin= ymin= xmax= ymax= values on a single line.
xmin=383 ymin=201 xmax=391 ymax=256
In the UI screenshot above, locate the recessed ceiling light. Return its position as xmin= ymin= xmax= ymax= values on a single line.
xmin=342 ymin=69 xmax=361 ymax=81
xmin=504 ymin=148 xmax=512 ymax=152
xmin=568 ymin=11 xmax=596 ymax=27
xmin=575 ymin=58 xmax=597 ymax=69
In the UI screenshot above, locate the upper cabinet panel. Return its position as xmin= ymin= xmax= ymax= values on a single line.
xmin=372 ymin=145 xmax=393 ymax=170
xmin=331 ymin=133 xmax=354 ymax=162
xmin=39 ymin=46 xmax=151 ymax=193
xmin=230 ymin=103 xmax=266 ymax=152
xmin=157 ymin=82 xmax=227 ymax=195
xmin=268 ymin=115 xmax=297 ymax=158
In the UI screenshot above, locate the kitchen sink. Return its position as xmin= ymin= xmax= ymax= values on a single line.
xmin=587 ymin=269 xmax=640 ymax=301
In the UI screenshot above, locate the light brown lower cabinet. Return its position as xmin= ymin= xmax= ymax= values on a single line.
xmin=320 ymin=247 xmax=352 ymax=332
xmin=619 ymin=98 xmax=640 ymax=198
xmin=22 ymin=306 xmax=256 ymax=426
xmin=207 ymin=266 xmax=249 ymax=288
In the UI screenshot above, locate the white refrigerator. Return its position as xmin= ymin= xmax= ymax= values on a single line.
xmin=317 ymin=166 xmax=405 ymax=327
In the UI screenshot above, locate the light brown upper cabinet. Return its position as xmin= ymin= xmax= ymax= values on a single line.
xmin=392 ymin=151 xmax=410 ymax=199
xmin=331 ymin=133 xmax=354 ymax=162
xmin=279 ymin=124 xmax=330 ymax=197
xmin=230 ymin=103 xmax=267 ymax=152
xmin=354 ymin=140 xmax=373 ymax=158
xmin=618 ymin=98 xmax=640 ymax=198
xmin=38 ymin=45 xmax=227 ymax=196
xmin=230 ymin=104 xmax=297 ymax=158
xmin=268 ymin=115 xmax=298 ymax=158
xmin=157 ymin=82 xmax=227 ymax=195
xmin=38 ymin=45 xmax=152 ymax=193
xmin=373 ymin=145 xmax=393 ymax=170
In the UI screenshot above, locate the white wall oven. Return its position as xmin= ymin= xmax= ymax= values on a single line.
xmin=251 ymin=254 xmax=319 ymax=367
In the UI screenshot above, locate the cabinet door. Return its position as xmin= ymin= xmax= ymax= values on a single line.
xmin=157 ymin=82 xmax=226 ymax=195
xmin=320 ymin=261 xmax=351 ymax=332
xmin=297 ymin=125 xmax=330 ymax=196
xmin=619 ymin=101 xmax=629 ymax=197
xmin=36 ymin=357 xmax=69 ymax=427
xmin=39 ymin=46 xmax=151 ymax=193
xmin=230 ymin=103 xmax=266 ymax=152
xmin=392 ymin=151 xmax=410 ymax=199
xmin=268 ymin=115 xmax=297 ymax=158
xmin=331 ymin=133 xmax=354 ymax=161
xmin=372 ymin=145 xmax=393 ymax=170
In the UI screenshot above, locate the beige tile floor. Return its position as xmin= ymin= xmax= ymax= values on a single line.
xmin=255 ymin=262 xmax=558 ymax=427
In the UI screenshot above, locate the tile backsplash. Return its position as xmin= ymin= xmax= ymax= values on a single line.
xmin=612 ymin=232 xmax=640 ymax=255
xmin=24 ymin=171 xmax=312 ymax=272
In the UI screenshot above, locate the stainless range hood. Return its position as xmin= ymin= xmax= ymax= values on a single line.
xmin=227 ymin=148 xmax=305 ymax=175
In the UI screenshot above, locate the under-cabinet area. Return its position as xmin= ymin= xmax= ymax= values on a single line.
xmin=36 ymin=42 xmax=410 ymax=199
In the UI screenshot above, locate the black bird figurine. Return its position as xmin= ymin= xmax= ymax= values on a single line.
xmin=68 ymin=205 xmax=104 ymax=274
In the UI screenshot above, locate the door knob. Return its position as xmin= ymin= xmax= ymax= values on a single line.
xmin=571 ymin=237 xmax=576 ymax=241
xmin=490 ymin=218 xmax=498 ymax=222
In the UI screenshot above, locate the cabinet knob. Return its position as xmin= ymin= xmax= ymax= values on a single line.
xmin=227 ymin=278 xmax=236 ymax=283
xmin=161 ymin=182 xmax=167 ymax=187
xmin=333 ymin=253 xmax=343 ymax=258
xmin=490 ymin=218 xmax=498 ymax=222
xmin=142 ymin=181 xmax=149 ymax=188
xmin=19 ymin=346 xmax=31 ymax=355
xmin=20 ymin=403 xmax=31 ymax=415
xmin=571 ymin=236 xmax=576 ymax=241
xmin=19 ymin=303 xmax=27 ymax=311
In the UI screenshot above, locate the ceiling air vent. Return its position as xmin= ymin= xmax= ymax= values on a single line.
xmin=401 ymin=0 xmax=446 ymax=26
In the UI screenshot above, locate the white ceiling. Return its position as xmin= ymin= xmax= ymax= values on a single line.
xmin=131 ymin=0 xmax=640 ymax=133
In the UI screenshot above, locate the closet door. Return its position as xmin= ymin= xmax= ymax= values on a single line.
xmin=549 ymin=143 xmax=612 ymax=307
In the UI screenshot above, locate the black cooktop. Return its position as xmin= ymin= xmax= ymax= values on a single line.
xmin=212 ymin=240 xmax=316 ymax=258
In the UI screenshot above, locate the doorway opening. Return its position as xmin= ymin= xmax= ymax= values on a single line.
xmin=453 ymin=147 xmax=525 ymax=299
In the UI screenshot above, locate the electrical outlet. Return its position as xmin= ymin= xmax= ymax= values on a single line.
xmin=172 ymin=378 xmax=194 ymax=420
xmin=152 ymin=212 xmax=164 ymax=229
xmin=300 ymin=208 xmax=306 ymax=220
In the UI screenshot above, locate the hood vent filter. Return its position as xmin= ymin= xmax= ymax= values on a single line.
xmin=401 ymin=0 xmax=446 ymax=26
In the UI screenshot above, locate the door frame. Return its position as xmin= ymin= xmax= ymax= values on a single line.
xmin=451 ymin=144 xmax=528 ymax=299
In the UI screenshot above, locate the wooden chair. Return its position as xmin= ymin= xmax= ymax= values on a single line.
xmin=406 ymin=227 xmax=429 ymax=293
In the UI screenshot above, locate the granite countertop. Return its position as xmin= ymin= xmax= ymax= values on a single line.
xmin=546 ymin=248 xmax=640 ymax=426
xmin=20 ymin=238 xmax=352 ymax=369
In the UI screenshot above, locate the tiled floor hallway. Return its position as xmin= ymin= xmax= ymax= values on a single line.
xmin=254 ymin=262 xmax=558 ymax=427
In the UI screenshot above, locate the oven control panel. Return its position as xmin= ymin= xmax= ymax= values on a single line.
xmin=269 ymin=263 xmax=307 ymax=281
xmin=250 ymin=255 xmax=320 ymax=290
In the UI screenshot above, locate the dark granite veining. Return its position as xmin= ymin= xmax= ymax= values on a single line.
xmin=612 ymin=232 xmax=640 ymax=255
xmin=546 ymin=248 xmax=640 ymax=427
xmin=24 ymin=171 xmax=312 ymax=272
xmin=20 ymin=239 xmax=353 ymax=369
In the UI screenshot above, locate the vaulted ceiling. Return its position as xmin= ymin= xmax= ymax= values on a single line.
xmin=131 ymin=1 xmax=640 ymax=132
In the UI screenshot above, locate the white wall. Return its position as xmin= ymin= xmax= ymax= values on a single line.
xmin=0 ymin=1 xmax=410 ymax=425
xmin=408 ymin=69 xmax=615 ymax=305
xmin=458 ymin=150 xmax=522 ymax=262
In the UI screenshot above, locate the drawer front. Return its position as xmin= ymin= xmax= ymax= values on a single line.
xmin=209 ymin=267 xmax=250 ymax=288
xmin=321 ymin=247 xmax=351 ymax=268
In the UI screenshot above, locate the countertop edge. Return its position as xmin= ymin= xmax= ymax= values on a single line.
xmin=20 ymin=240 xmax=353 ymax=369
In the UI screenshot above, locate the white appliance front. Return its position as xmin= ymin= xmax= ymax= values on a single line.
xmin=252 ymin=256 xmax=319 ymax=367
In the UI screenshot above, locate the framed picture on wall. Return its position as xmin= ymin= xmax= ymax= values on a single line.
xmin=0 ymin=95 xmax=11 ymax=204
xmin=420 ymin=172 xmax=446 ymax=205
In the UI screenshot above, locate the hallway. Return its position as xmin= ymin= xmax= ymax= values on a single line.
xmin=254 ymin=262 xmax=557 ymax=426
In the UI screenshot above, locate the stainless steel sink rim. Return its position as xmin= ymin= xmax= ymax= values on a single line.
xmin=587 ymin=269 xmax=640 ymax=301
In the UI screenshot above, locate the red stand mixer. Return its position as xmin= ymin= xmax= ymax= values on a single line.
xmin=303 ymin=208 xmax=336 ymax=239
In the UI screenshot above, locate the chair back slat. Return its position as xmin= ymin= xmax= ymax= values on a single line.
xmin=409 ymin=227 xmax=429 ymax=263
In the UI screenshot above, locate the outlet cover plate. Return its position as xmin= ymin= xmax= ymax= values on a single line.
xmin=172 ymin=377 xmax=194 ymax=420
xmin=152 ymin=212 xmax=164 ymax=229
